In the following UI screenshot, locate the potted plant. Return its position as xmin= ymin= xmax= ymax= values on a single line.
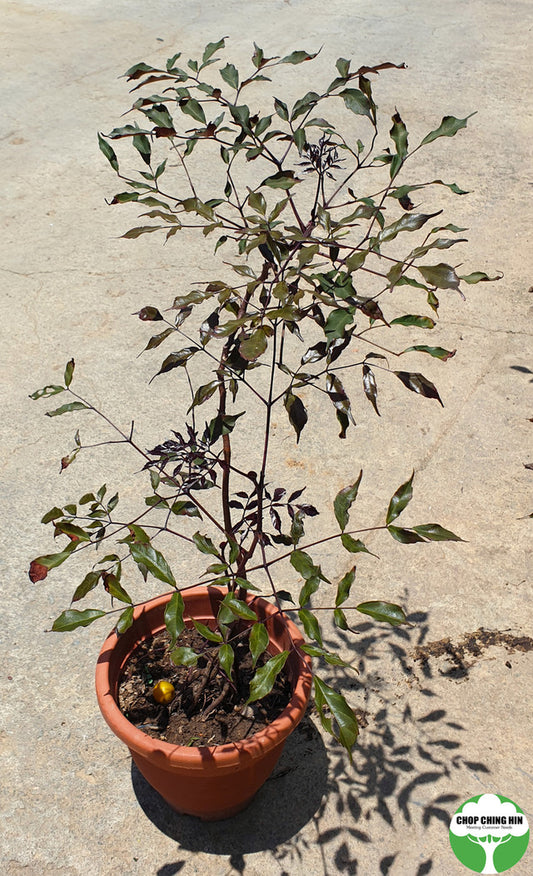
xmin=29 ymin=39 xmax=499 ymax=820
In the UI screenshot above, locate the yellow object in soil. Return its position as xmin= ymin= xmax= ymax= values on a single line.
xmin=152 ymin=680 xmax=175 ymax=704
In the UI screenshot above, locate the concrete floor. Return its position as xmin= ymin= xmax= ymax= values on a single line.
xmin=1 ymin=1 xmax=532 ymax=874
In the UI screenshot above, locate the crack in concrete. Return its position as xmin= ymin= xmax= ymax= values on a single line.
xmin=416 ymin=346 xmax=505 ymax=473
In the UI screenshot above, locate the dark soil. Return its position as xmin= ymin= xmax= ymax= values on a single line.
xmin=118 ymin=627 xmax=292 ymax=746
xmin=413 ymin=628 xmax=533 ymax=680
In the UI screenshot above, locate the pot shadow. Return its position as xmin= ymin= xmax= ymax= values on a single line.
xmin=131 ymin=712 xmax=329 ymax=854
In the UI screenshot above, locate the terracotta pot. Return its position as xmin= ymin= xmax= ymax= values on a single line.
xmin=95 ymin=586 xmax=313 ymax=820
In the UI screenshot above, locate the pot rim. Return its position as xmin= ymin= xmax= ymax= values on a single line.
xmin=95 ymin=586 xmax=313 ymax=769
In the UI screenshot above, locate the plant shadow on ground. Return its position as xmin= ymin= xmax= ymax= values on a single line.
xmin=132 ymin=710 xmax=329 ymax=855
xmin=132 ymin=608 xmax=490 ymax=874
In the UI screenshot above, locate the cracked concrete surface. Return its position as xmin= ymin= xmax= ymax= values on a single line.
xmin=1 ymin=0 xmax=532 ymax=874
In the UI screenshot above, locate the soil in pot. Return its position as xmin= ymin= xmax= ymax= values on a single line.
xmin=118 ymin=626 xmax=293 ymax=746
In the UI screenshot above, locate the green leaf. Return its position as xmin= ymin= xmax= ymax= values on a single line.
xmin=298 ymin=608 xmax=323 ymax=645
xmin=181 ymin=98 xmax=206 ymax=125
xmin=276 ymin=590 xmax=295 ymax=604
xmin=120 ymin=226 xmax=164 ymax=240
xmin=356 ymin=601 xmax=408 ymax=626
xmin=420 ymin=113 xmax=476 ymax=147
xmin=171 ymin=500 xmax=201 ymax=519
xmin=340 ymin=88 xmax=372 ymax=120
xmin=260 ymin=171 xmax=299 ymax=190
xmin=411 ymin=237 xmax=468 ymax=261
xmin=171 ymin=646 xmax=198 ymax=667
xmin=239 ymin=329 xmax=268 ymax=361
xmin=247 ymin=190 xmax=267 ymax=214
xmin=335 ymin=567 xmax=355 ymax=607
xmin=290 ymin=550 xmax=318 ymax=579
xmin=301 ymin=643 xmax=352 ymax=668
xmin=298 ymin=243 xmax=319 ymax=268
xmin=390 ymin=314 xmax=436 ymax=329
xmin=334 ymin=471 xmax=363 ymax=531
xmin=391 ymin=180 xmax=469 ymax=200
xmin=31 ymin=542 xmax=78 ymax=571
xmin=192 ymin=619 xmax=223 ymax=643
xmin=235 ymin=577 xmax=261 ymax=592
xmin=29 ymin=385 xmax=65 ymax=400
xmin=46 ymin=402 xmax=90 ymax=417
xmin=274 ymin=98 xmax=289 ymax=121
xmin=127 ymin=523 xmax=150 ymax=543
xmin=55 ymin=521 xmax=90 ymax=541
xmin=293 ymin=127 xmax=307 ymax=155
xmin=142 ymin=103 xmax=175 ymax=128
xmin=145 ymin=495 xmax=168 ymax=509
xmin=98 ymin=134 xmax=119 ymax=172
xmin=64 ymin=359 xmax=75 ymax=388
xmin=52 ymin=608 xmax=106 ymax=632
xmin=219 ymin=643 xmax=235 ymax=679
xmin=247 ymin=651 xmax=289 ymax=704
xmin=153 ymin=346 xmax=197 ymax=378
xmin=313 ymin=676 xmax=358 ymax=756
xmin=324 ymin=308 xmax=354 ymax=340
xmin=334 ymin=608 xmax=348 ymax=630
xmin=280 ymin=50 xmax=319 ymax=65
xmin=379 ymin=212 xmax=440 ymax=244
xmin=202 ymin=37 xmax=226 ymax=64
xmin=386 ymin=472 xmax=414 ymax=525
xmin=182 ymin=197 xmax=216 ymax=219
xmin=459 ymin=271 xmax=502 ymax=284
xmin=394 ymin=371 xmax=444 ymax=406
xmin=72 ymin=571 xmax=101 ymax=602
xmin=154 ymin=160 xmax=167 ymax=181
xmin=220 ymin=62 xmax=239 ymax=89
xmin=189 ymin=380 xmax=219 ymax=410
xmin=299 ymin=574 xmax=321 ymax=608
xmin=220 ymin=593 xmax=257 ymax=621
xmin=41 ymin=506 xmax=64 ymax=524
xmin=229 ymin=103 xmax=251 ymax=132
xmin=116 ymin=605 xmax=134 ymax=635
xmin=336 ymin=57 xmax=350 ymax=77
xmin=284 ymin=392 xmax=308 ymax=443
xmin=390 ymin=111 xmax=408 ymax=157
xmin=341 ymin=533 xmax=374 ymax=556
xmin=192 ymin=531 xmax=219 ymax=556
xmin=346 ymin=250 xmax=367 ymax=272
xmin=387 ymin=525 xmax=427 ymax=543
xmin=206 ymin=563 xmax=228 ymax=574
xmin=130 ymin=542 xmax=176 ymax=586
xmin=123 ymin=61 xmax=158 ymax=80
xmin=291 ymin=91 xmax=320 ymax=121
xmin=412 ymin=523 xmax=464 ymax=541
xmin=401 ymin=345 xmax=456 ymax=361
xmin=249 ymin=622 xmax=269 ymax=667
xmin=228 ymin=538 xmax=240 ymax=565
xmin=164 ymin=590 xmax=185 ymax=646
xmin=416 ymin=263 xmax=461 ymax=291
xmin=207 ymin=412 xmax=244 ymax=444
xmin=105 ymin=574 xmax=133 ymax=604
xmin=133 ymin=133 xmax=152 ymax=165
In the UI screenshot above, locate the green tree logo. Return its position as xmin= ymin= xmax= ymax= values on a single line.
xmin=449 ymin=794 xmax=529 ymax=873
